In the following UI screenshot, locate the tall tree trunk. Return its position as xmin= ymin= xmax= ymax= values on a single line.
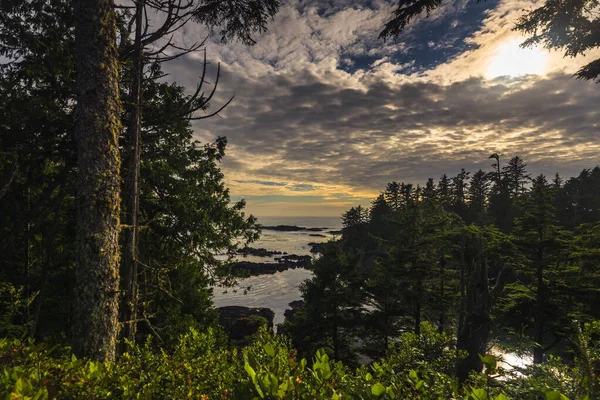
xmin=72 ymin=0 xmax=122 ymax=361
xmin=456 ymin=255 xmax=491 ymax=383
xmin=120 ymin=0 xmax=144 ymax=352
xmin=438 ymin=255 xmax=445 ymax=334
xmin=533 ymin=262 xmax=545 ymax=364
xmin=415 ymin=278 xmax=422 ymax=336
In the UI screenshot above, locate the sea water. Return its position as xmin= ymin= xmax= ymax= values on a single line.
xmin=212 ymin=216 xmax=342 ymax=326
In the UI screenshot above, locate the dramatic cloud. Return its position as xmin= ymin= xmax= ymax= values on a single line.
xmin=163 ymin=0 xmax=600 ymax=216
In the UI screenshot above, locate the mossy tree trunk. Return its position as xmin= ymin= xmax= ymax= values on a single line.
xmin=72 ymin=0 xmax=122 ymax=361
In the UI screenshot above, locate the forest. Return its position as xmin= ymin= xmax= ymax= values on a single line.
xmin=1 ymin=0 xmax=600 ymax=399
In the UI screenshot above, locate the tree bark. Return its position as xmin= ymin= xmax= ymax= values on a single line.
xmin=533 ymin=262 xmax=545 ymax=364
xmin=456 ymin=255 xmax=491 ymax=383
xmin=120 ymin=0 xmax=144 ymax=352
xmin=72 ymin=0 xmax=122 ymax=361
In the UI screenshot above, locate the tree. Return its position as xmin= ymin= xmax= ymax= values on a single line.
xmin=515 ymin=0 xmax=600 ymax=82
xmin=505 ymin=175 xmax=572 ymax=363
xmin=116 ymin=0 xmax=280 ymax=347
xmin=72 ymin=0 xmax=122 ymax=361
xmin=384 ymin=181 xmax=402 ymax=211
xmin=341 ymin=205 xmax=370 ymax=250
xmin=381 ymin=0 xmax=600 ymax=83
xmin=438 ymin=174 xmax=452 ymax=210
xmin=503 ymin=156 xmax=530 ymax=199
xmin=450 ymin=168 xmax=470 ymax=220
xmin=296 ymin=243 xmax=363 ymax=364
xmin=467 ymin=169 xmax=489 ymax=224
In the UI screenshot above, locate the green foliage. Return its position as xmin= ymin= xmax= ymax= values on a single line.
xmin=3 ymin=323 xmax=599 ymax=399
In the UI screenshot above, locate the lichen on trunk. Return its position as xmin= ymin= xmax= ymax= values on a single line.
xmin=72 ymin=0 xmax=122 ymax=361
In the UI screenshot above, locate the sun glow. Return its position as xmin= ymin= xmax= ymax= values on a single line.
xmin=486 ymin=39 xmax=547 ymax=79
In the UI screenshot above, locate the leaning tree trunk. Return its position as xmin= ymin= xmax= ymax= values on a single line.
xmin=72 ymin=0 xmax=122 ymax=361
xmin=120 ymin=0 xmax=144 ymax=352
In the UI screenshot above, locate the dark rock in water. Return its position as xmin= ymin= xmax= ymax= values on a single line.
xmin=237 ymin=247 xmax=282 ymax=257
xmin=261 ymin=225 xmax=306 ymax=231
xmin=309 ymin=233 xmax=326 ymax=237
xmin=232 ymin=261 xmax=290 ymax=275
xmin=261 ymin=225 xmax=326 ymax=232
xmin=217 ymin=306 xmax=274 ymax=346
xmin=231 ymin=254 xmax=312 ymax=276
xmin=328 ymin=230 xmax=342 ymax=235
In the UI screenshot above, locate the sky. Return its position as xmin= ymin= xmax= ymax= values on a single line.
xmin=162 ymin=0 xmax=600 ymax=217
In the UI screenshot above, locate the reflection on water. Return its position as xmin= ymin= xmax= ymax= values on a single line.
xmin=212 ymin=216 xmax=338 ymax=326
xmin=212 ymin=268 xmax=313 ymax=326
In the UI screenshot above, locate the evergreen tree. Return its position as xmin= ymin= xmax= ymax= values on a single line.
xmin=451 ymin=168 xmax=470 ymax=220
xmin=503 ymin=156 xmax=530 ymax=199
xmin=341 ymin=205 xmax=370 ymax=250
xmin=467 ymin=169 xmax=489 ymax=225
xmin=422 ymin=178 xmax=437 ymax=207
xmin=503 ymin=175 xmax=572 ymax=363
xmin=438 ymin=174 xmax=452 ymax=211
xmin=384 ymin=181 xmax=402 ymax=211
xmin=296 ymin=243 xmax=363 ymax=364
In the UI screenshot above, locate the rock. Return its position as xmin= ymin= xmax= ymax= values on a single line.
xmin=327 ymin=230 xmax=342 ymax=235
xmin=231 ymin=261 xmax=290 ymax=275
xmin=261 ymin=225 xmax=307 ymax=231
xmin=260 ymin=225 xmax=327 ymax=232
xmin=237 ymin=247 xmax=283 ymax=257
xmin=232 ymin=254 xmax=312 ymax=276
xmin=309 ymin=233 xmax=326 ymax=237
xmin=217 ymin=306 xmax=274 ymax=345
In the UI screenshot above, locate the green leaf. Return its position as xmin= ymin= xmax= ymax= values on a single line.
xmin=365 ymin=372 xmax=373 ymax=381
xmin=544 ymin=391 xmax=569 ymax=400
xmin=494 ymin=394 xmax=510 ymax=400
xmin=409 ymin=369 xmax=418 ymax=382
xmin=479 ymin=354 xmax=497 ymax=371
xmin=471 ymin=388 xmax=488 ymax=400
xmin=244 ymin=363 xmax=256 ymax=379
xmin=371 ymin=383 xmax=385 ymax=397
xmin=263 ymin=343 xmax=275 ymax=357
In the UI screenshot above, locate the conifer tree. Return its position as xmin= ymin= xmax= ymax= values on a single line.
xmin=503 ymin=156 xmax=530 ymax=199
xmin=384 ymin=181 xmax=402 ymax=211
xmin=468 ymin=169 xmax=490 ymax=225
xmin=507 ymin=175 xmax=572 ymax=363
xmin=298 ymin=243 xmax=363 ymax=364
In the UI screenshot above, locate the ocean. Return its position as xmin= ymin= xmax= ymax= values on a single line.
xmin=212 ymin=215 xmax=343 ymax=326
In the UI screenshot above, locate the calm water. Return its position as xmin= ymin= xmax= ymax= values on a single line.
xmin=212 ymin=216 xmax=342 ymax=326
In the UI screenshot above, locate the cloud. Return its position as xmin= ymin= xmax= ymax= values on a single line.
xmin=234 ymin=180 xmax=287 ymax=187
xmin=288 ymin=183 xmax=317 ymax=192
xmin=161 ymin=0 xmax=600 ymax=216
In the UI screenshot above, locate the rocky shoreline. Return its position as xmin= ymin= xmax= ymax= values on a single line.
xmin=232 ymin=254 xmax=312 ymax=275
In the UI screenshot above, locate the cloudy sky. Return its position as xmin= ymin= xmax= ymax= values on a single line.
xmin=162 ymin=0 xmax=600 ymax=217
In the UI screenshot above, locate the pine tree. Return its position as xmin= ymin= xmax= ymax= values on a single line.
xmin=438 ymin=174 xmax=452 ymax=211
xmin=298 ymin=243 xmax=363 ymax=364
xmin=468 ymin=169 xmax=490 ymax=225
xmin=384 ymin=182 xmax=402 ymax=211
xmin=503 ymin=156 xmax=530 ymax=199
xmin=451 ymin=168 xmax=470 ymax=220
xmin=509 ymin=175 xmax=572 ymax=363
